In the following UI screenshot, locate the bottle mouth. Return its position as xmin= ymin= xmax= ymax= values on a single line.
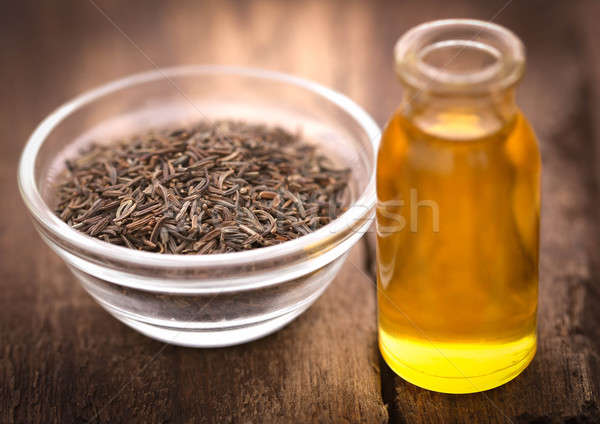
xmin=395 ymin=19 xmax=525 ymax=94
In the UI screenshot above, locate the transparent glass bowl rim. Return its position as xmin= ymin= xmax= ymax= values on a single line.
xmin=18 ymin=65 xmax=380 ymax=270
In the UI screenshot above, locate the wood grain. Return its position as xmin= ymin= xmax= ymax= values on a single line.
xmin=1 ymin=0 xmax=599 ymax=423
xmin=0 ymin=1 xmax=388 ymax=423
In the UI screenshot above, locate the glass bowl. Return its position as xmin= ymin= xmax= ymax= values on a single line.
xmin=18 ymin=66 xmax=379 ymax=347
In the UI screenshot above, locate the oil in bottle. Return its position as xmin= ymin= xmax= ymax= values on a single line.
xmin=376 ymin=20 xmax=540 ymax=394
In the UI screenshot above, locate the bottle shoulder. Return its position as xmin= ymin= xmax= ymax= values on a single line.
xmin=377 ymin=110 xmax=540 ymax=173
xmin=505 ymin=112 xmax=541 ymax=170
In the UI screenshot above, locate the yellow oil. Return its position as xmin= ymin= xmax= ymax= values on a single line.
xmin=376 ymin=109 xmax=540 ymax=393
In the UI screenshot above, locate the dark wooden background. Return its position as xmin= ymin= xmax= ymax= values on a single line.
xmin=2 ymin=1 xmax=599 ymax=423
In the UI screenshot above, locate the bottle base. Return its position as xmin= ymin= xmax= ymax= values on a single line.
xmin=379 ymin=332 xmax=536 ymax=394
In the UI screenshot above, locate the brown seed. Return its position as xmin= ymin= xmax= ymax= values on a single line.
xmin=53 ymin=120 xmax=350 ymax=254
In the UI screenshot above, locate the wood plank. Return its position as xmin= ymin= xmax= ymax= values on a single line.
xmin=0 ymin=1 xmax=387 ymax=423
xmin=2 ymin=0 xmax=600 ymax=422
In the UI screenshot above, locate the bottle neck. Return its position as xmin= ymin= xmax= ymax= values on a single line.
xmin=401 ymin=86 xmax=518 ymax=140
xmin=394 ymin=20 xmax=525 ymax=140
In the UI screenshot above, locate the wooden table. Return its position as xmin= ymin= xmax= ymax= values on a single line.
xmin=2 ymin=1 xmax=599 ymax=422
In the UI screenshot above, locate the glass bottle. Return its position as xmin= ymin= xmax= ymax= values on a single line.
xmin=376 ymin=19 xmax=540 ymax=394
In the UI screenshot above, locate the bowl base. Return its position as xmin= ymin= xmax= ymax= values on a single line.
xmin=106 ymin=303 xmax=313 ymax=348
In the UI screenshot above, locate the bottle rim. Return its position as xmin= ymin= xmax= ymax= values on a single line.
xmin=394 ymin=19 xmax=525 ymax=94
